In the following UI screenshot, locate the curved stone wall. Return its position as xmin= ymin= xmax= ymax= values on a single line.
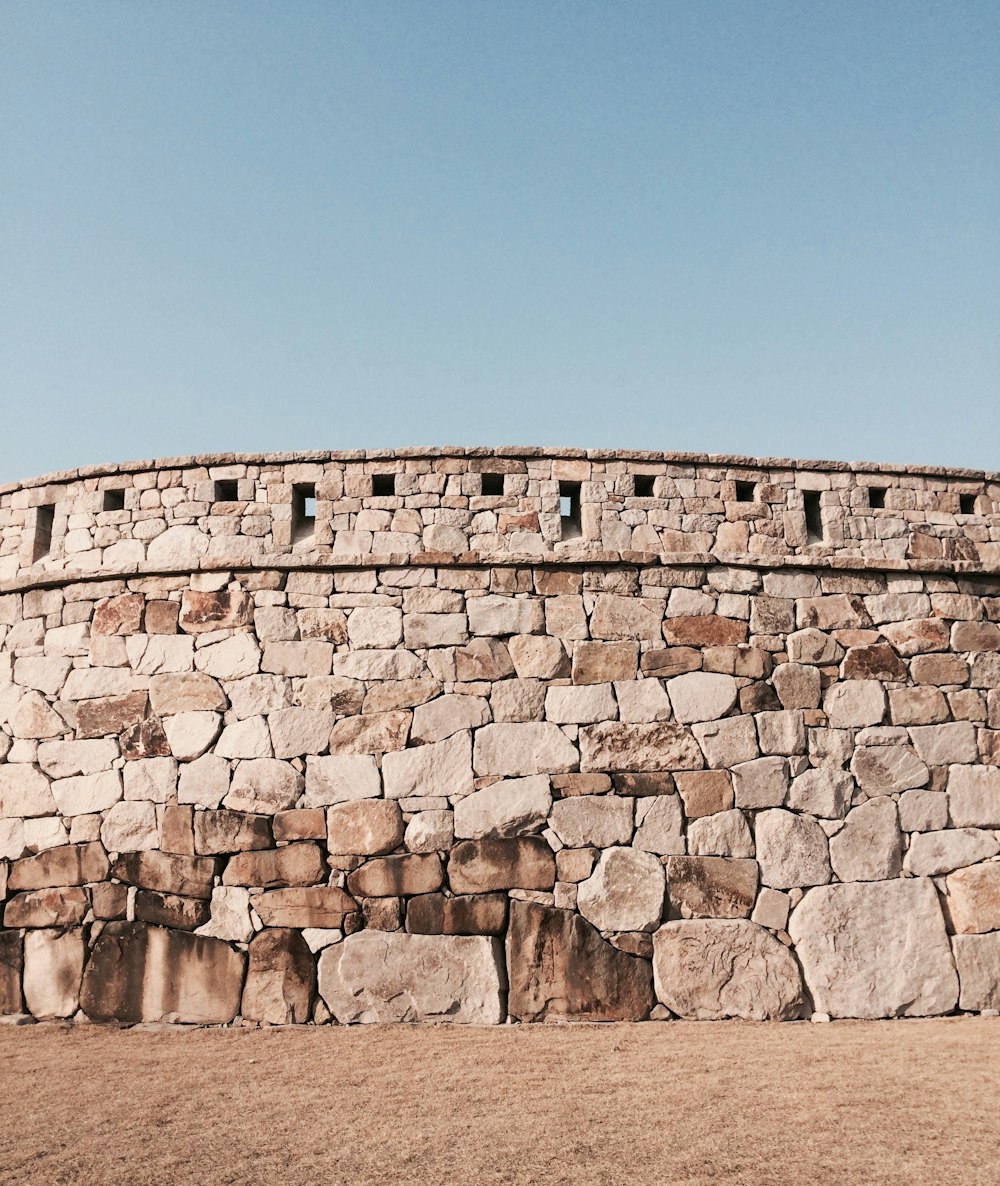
xmin=1 ymin=449 xmax=999 ymax=1025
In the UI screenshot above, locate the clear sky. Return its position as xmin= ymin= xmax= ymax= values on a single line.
xmin=2 ymin=1 xmax=998 ymax=483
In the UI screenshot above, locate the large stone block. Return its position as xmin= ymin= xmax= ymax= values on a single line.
xmin=327 ymin=800 xmax=404 ymax=855
xmin=903 ymin=829 xmax=1000 ymax=876
xmin=405 ymin=892 xmax=507 ymax=935
xmin=665 ymin=856 xmax=758 ymax=919
xmin=383 ymin=732 xmax=475 ymax=798
xmin=241 ymin=928 xmax=315 ymax=1025
xmin=111 ymin=850 xmax=218 ymax=899
xmin=250 ymin=886 xmax=358 ymax=929
xmin=653 ymin=919 xmax=805 ymax=1021
xmin=549 ymin=796 xmax=634 ymax=848
xmin=828 ymin=798 xmax=902 ymax=882
xmin=448 ymin=837 xmax=555 ymax=893
xmin=133 ymin=889 xmax=211 ymax=931
xmin=9 ymin=841 xmax=109 ymax=891
xmin=453 ymin=775 xmax=551 ymax=840
xmin=23 ymin=928 xmax=85 ymax=1019
xmin=788 ymin=878 xmax=958 ymax=1018
xmin=952 ymin=933 xmax=1000 ymax=1011
xmin=507 ymin=900 xmax=654 ymax=1022
xmin=754 ymin=810 xmax=830 ymax=889
xmin=577 ymin=846 xmax=665 ymax=933
xmin=80 ymin=921 xmax=245 ymax=1024
xmin=579 ymin=722 xmax=704 ymax=772
xmin=472 ymin=724 xmax=578 ymax=777
xmin=945 ymin=862 xmax=1000 ymax=934
xmin=223 ymin=843 xmax=326 ymax=888
xmin=194 ymin=809 xmax=273 ymax=855
xmin=664 ymin=672 xmax=738 ymax=724
xmin=4 ymin=886 xmax=89 ymax=928
xmin=346 ymin=853 xmax=442 ymax=897
xmin=317 ymin=931 xmax=506 ymax=1023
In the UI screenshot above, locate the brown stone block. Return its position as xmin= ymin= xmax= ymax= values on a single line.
xmin=534 ymin=569 xmax=582 ymax=595
xmin=608 ymin=932 xmax=654 ymax=958
xmin=144 ymin=599 xmax=180 ymax=634
xmin=92 ymin=593 xmax=144 ymax=636
xmin=91 ymin=881 xmax=129 ymax=920
xmin=612 ymin=773 xmax=676 ymax=797
xmin=120 ymin=715 xmax=171 ymax=759
xmin=133 ymin=889 xmax=211 ymax=930
xmin=640 ymin=647 xmax=701 ymax=678
xmin=194 ymin=809 xmax=273 ymax=855
xmin=80 ymin=921 xmax=245 ymax=1024
xmin=842 ymin=644 xmax=908 ymax=682
xmin=666 ymin=856 xmax=758 ymax=919
xmin=3 ymin=887 xmax=89 ymax=928
xmin=178 ymin=589 xmax=252 ymax=634
xmin=571 ymin=641 xmax=638 ymax=684
xmin=76 ymin=691 xmax=149 ymax=739
xmin=160 ymin=804 xmax=195 ymax=855
xmin=347 ymin=853 xmax=443 ymax=897
xmin=448 ymin=837 xmax=555 ymax=894
xmin=455 ymin=638 xmax=515 ymax=681
xmin=406 ymin=892 xmax=507 ymax=935
xmin=112 ymin=850 xmax=218 ymax=899
xmin=223 ymin=843 xmax=326 ymax=889
xmin=506 ymin=900 xmax=654 ymax=1022
xmin=251 ymin=886 xmax=357 ymax=928
xmin=361 ymin=896 xmax=404 ymax=930
xmin=663 ymin=616 xmax=748 ymax=647
xmin=9 ymin=842 xmax=109 ymax=892
xmin=674 ymin=770 xmax=734 ymax=818
xmin=327 ymin=800 xmax=404 ymax=856
xmin=242 ymin=928 xmax=315 ymax=1025
xmin=739 ymin=682 xmax=781 ymax=712
xmin=0 ymin=930 xmax=23 ymax=1015
xmin=551 ymin=773 xmax=613 ymax=797
xmin=273 ymin=808 xmax=326 ymax=841
xmin=911 ymin=654 xmax=969 ymax=686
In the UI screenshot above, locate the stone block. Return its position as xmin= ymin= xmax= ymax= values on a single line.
xmin=384 ymin=732 xmax=475 ymax=797
xmin=4 ymin=886 xmax=89 ymax=928
xmin=9 ymin=841 xmax=109 ymax=891
xmin=665 ymin=856 xmax=758 ymax=919
xmin=945 ymin=862 xmax=1000 ymax=934
xmin=327 ymin=800 xmax=404 ymax=855
xmin=251 ymin=886 xmax=358 ymax=929
xmin=133 ymin=889 xmax=212 ymax=930
xmin=23 ymin=928 xmax=85 ymax=1019
xmin=829 ymin=798 xmax=902 ymax=882
xmin=0 ymin=931 xmax=23 ymax=1015
xmin=454 ymin=775 xmax=551 ymax=840
xmin=577 ymin=846 xmax=665 ymax=933
xmin=579 ymin=722 xmax=703 ymax=772
xmin=241 ymin=928 xmax=315 ymax=1025
xmin=549 ymin=796 xmax=633 ymax=848
xmin=953 ymin=933 xmax=1000 ymax=1010
xmin=755 ymin=810 xmax=831 ymax=888
xmin=448 ymin=837 xmax=556 ymax=893
xmin=224 ymin=843 xmax=327 ymax=888
xmin=405 ymin=892 xmax=507 ymax=935
xmin=346 ymin=853 xmax=442 ymax=897
xmin=194 ymin=809 xmax=273 ymax=855
xmin=111 ymin=850 xmax=218 ymax=899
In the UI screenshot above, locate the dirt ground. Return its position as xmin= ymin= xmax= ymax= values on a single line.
xmin=1 ymin=1018 xmax=998 ymax=1186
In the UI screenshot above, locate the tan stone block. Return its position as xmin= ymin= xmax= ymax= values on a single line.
xmin=572 ymin=641 xmax=638 ymax=684
xmin=111 ymin=849 xmax=217 ymax=899
xmin=223 ymin=843 xmax=327 ymax=888
xmin=346 ymin=852 xmax=443 ymax=897
xmin=448 ymin=837 xmax=555 ymax=893
xmin=327 ymin=800 xmax=404 ymax=855
xmin=241 ymin=928 xmax=315 ymax=1024
xmin=251 ymin=886 xmax=358 ymax=928
xmin=273 ymin=808 xmax=327 ymax=841
xmin=3 ymin=887 xmax=89 ymax=928
xmin=9 ymin=841 xmax=108 ymax=891
xmin=178 ymin=589 xmax=252 ymax=634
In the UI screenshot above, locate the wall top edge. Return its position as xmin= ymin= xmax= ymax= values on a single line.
xmin=3 ymin=446 xmax=997 ymax=494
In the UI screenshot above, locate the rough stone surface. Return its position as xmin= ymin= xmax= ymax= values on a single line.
xmin=755 ymin=810 xmax=831 ymax=889
xmin=945 ymin=863 xmax=1000 ymax=934
xmin=576 ymin=847 xmax=665 ymax=933
xmin=241 ymin=928 xmax=315 ymax=1025
xmin=454 ymin=775 xmax=551 ymax=840
xmin=665 ymin=856 xmax=758 ymax=919
xmin=953 ymin=933 xmax=1000 ymax=1011
xmin=23 ymin=929 xmax=85 ymax=1019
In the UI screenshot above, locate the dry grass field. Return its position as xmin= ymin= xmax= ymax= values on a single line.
xmin=2 ymin=1018 xmax=998 ymax=1186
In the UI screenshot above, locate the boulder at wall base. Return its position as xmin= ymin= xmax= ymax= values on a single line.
xmin=506 ymin=901 xmax=654 ymax=1022
xmin=652 ymin=920 xmax=805 ymax=1021
xmin=788 ymin=878 xmax=958 ymax=1019
xmin=317 ymin=931 xmax=506 ymax=1024
xmin=80 ymin=921 xmax=246 ymax=1024
xmin=0 ymin=930 xmax=24 ymax=1015
xmin=241 ymin=928 xmax=315 ymax=1025
xmin=23 ymin=929 xmax=86 ymax=1020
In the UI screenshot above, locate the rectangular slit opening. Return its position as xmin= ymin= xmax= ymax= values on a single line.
xmin=214 ymin=479 xmax=239 ymax=502
xmin=559 ymin=482 xmax=582 ymax=540
xmin=803 ymin=491 xmax=823 ymax=543
xmin=372 ymin=473 xmax=396 ymax=497
xmin=868 ymin=487 xmax=886 ymax=509
xmin=103 ymin=489 xmax=125 ymax=512
xmin=292 ymin=484 xmax=316 ymax=542
xmin=734 ymin=481 xmax=755 ymax=502
xmin=480 ymin=473 xmax=505 ymax=496
xmin=634 ymin=475 xmax=656 ymax=497
xmin=959 ymin=493 xmax=976 ymax=515
xmin=33 ymin=504 xmax=54 ymax=562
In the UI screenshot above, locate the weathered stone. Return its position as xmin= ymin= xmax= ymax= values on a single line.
xmin=945 ymin=862 xmax=1000 ymax=934
xmin=241 ymin=928 xmax=315 ymax=1025
xmin=829 ymin=798 xmax=902 ymax=882
xmin=101 ymin=801 xmax=159 ymax=852
xmin=51 ymin=770 xmax=123 ymax=817
xmin=411 ymin=695 xmax=489 ymax=743
xmin=133 ymin=888 xmax=211 ymax=930
xmin=0 ymin=818 xmax=25 ymax=861
xmin=62 ymin=667 xmax=133 ymax=700
xmin=823 ymin=682 xmax=886 ymax=728
xmin=507 ymin=634 xmax=570 ymax=679
xmin=577 ymin=846 xmax=665 ymax=933
xmin=224 ymin=758 xmax=303 ymax=813
xmin=212 ymin=715 xmax=270 ymax=760
xmin=473 ymin=723 xmax=578 ymax=777
xmin=448 ymin=837 xmax=555 ymax=893
xmin=36 ymin=739 xmax=117 ymax=780
xmin=251 ymin=886 xmax=358 ymax=929
xmin=75 ymin=691 xmax=149 ymax=739
xmin=786 ymin=768 xmax=855 ymax=818
xmin=124 ymin=757 xmax=178 ymax=804
xmin=947 ymin=766 xmax=1000 ymax=828
xmin=904 ymin=829 xmax=1000 ymax=876
xmin=0 ymin=931 xmax=23 ymax=1015
xmin=908 ymin=722 xmax=979 ymax=766
xmin=194 ymin=809 xmax=273 ymax=854
xmin=273 ymin=808 xmax=326 ymax=841
xmin=193 ymin=885 xmax=253 ymax=941
xmin=453 ymin=638 xmax=514 ymax=681
xmin=653 ymin=919 xmax=804 ymax=1020
xmin=327 ymin=800 xmax=404 ymax=855
xmin=9 ymin=841 xmax=108 ymax=891
xmin=298 ymin=608 xmax=349 ymax=642
xmin=346 ymin=853 xmax=441 ymax=896
xmin=405 ymin=891 xmax=507 ymax=935
xmin=304 ymin=754 xmax=381 ymax=806
xmin=178 ymin=589 xmax=252 ymax=634
xmin=23 ymin=929 xmax=85 ymax=1019
xmin=692 ymin=716 xmax=759 ymax=767
xmin=549 ymin=796 xmax=633 ymax=848
xmin=789 ymin=879 xmax=958 ymax=1018
xmin=454 ymin=775 xmax=551 ymax=840
xmin=640 ymin=647 xmax=701 ymax=678
xmin=177 ymin=752 xmax=230 ymax=808
xmin=579 ymin=722 xmax=703 ymax=772
xmin=0 ymin=765 xmax=57 ymax=818
xmin=572 ymin=641 xmax=638 ymax=684
xmin=752 ymin=886 xmax=790 ymax=930
xmin=4 ymin=886 xmax=89 ymax=928
xmin=404 ymin=809 xmax=454 ymax=853
xmin=850 ymin=745 xmax=929 ymax=795
xmin=898 ymin=788 xmax=949 ymax=832
xmin=663 ymin=616 xmax=747 ymax=647
xmin=318 ymin=931 xmax=505 ymax=1024
xmin=119 ymin=714 xmax=171 ymax=760
xmin=665 ymin=672 xmax=738 ymax=724
xmin=92 ymin=593 xmax=144 ymax=636
xmin=328 ymin=710 xmax=410 ymax=755
xmin=381 ymin=732 xmax=475 ymax=800
xmin=771 ymin=662 xmax=822 ymax=709
xmin=347 ymin=606 xmax=403 ymax=649
xmin=632 ymin=795 xmax=685 ymax=855
xmin=112 ymin=850 xmax=217 ymax=899
xmin=401 ymin=612 xmax=468 ymax=649
xmin=268 ymin=707 xmax=335 ymax=759
xmin=544 ymin=683 xmax=617 ymax=725
xmin=665 ymin=856 xmax=758 ymax=919
xmin=674 ymin=770 xmax=734 ymax=818
xmin=81 ymin=921 xmax=245 ymax=1024
xmin=687 ymin=808 xmax=754 ymax=858
xmin=732 ymin=757 xmax=788 ymax=809
xmin=842 ymin=644 xmax=907 ymax=682
xmin=506 ymin=900 xmax=654 ymax=1022
xmin=953 ymin=934 xmax=1000 ymax=1010
xmin=755 ymin=809 xmax=831 ymax=888
xmin=228 ymin=674 xmax=292 ymax=718
xmin=11 ymin=690 xmax=66 ymax=739
xmin=224 ymin=843 xmax=326 ymax=888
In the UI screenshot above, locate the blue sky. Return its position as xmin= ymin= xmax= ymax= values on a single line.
xmin=2 ymin=1 xmax=998 ymax=482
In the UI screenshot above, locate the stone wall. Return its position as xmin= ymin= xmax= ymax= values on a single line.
xmin=1 ymin=449 xmax=999 ymax=1026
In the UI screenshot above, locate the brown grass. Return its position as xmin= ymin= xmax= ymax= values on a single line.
xmin=1 ymin=1018 xmax=998 ymax=1186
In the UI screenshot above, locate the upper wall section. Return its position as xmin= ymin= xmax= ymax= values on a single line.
xmin=3 ymin=448 xmax=999 ymax=587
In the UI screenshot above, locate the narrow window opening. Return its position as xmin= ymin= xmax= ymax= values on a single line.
xmin=103 ymin=489 xmax=125 ymax=512
xmin=293 ymin=484 xmax=317 ymax=542
xmin=734 ymin=481 xmax=755 ymax=503
xmin=634 ymin=475 xmax=656 ymax=497
xmin=559 ymin=481 xmax=582 ymax=539
xmin=480 ymin=473 xmax=505 ymax=496
xmin=372 ymin=473 xmax=396 ymax=497
xmin=959 ymin=493 xmax=976 ymax=515
xmin=33 ymin=504 xmax=54 ymax=562
xmin=868 ymin=487 xmax=886 ymax=509
xmin=803 ymin=491 xmax=823 ymax=543
xmin=214 ymin=479 xmax=239 ymax=502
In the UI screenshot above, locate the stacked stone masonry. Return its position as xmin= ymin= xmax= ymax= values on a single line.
xmin=1 ymin=447 xmax=999 ymax=1026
